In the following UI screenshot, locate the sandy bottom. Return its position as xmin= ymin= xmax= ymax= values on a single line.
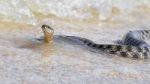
xmin=0 ymin=19 xmax=150 ymax=84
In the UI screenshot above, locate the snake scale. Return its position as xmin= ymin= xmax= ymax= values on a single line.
xmin=42 ymin=24 xmax=150 ymax=59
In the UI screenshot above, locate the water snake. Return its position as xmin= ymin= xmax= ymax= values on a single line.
xmin=41 ymin=24 xmax=150 ymax=59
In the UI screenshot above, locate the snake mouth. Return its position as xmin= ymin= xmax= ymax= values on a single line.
xmin=41 ymin=24 xmax=54 ymax=43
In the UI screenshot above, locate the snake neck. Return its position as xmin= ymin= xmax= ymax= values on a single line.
xmin=43 ymin=32 xmax=53 ymax=43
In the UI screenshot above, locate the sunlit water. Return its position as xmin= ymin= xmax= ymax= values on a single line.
xmin=0 ymin=17 xmax=150 ymax=84
xmin=0 ymin=0 xmax=150 ymax=83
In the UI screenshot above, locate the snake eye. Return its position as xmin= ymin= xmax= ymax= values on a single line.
xmin=47 ymin=25 xmax=53 ymax=30
xmin=42 ymin=24 xmax=46 ymax=28
xmin=42 ymin=24 xmax=48 ymax=29
xmin=42 ymin=24 xmax=53 ymax=30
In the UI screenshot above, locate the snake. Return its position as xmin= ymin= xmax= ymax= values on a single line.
xmin=41 ymin=24 xmax=150 ymax=59
xmin=41 ymin=24 xmax=54 ymax=43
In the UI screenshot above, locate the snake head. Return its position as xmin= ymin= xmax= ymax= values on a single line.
xmin=41 ymin=24 xmax=54 ymax=43
xmin=42 ymin=24 xmax=54 ymax=34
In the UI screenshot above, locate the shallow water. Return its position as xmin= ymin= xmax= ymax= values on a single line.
xmin=1 ymin=0 xmax=150 ymax=83
xmin=0 ymin=17 xmax=150 ymax=84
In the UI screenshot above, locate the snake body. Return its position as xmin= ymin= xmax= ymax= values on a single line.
xmin=41 ymin=24 xmax=150 ymax=59
xmin=65 ymin=35 xmax=149 ymax=59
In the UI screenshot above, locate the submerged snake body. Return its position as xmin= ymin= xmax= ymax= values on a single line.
xmin=123 ymin=30 xmax=150 ymax=47
xmin=41 ymin=24 xmax=150 ymax=59
xmin=65 ymin=30 xmax=150 ymax=59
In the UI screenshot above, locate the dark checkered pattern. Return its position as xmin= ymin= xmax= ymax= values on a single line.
xmin=65 ymin=30 xmax=150 ymax=59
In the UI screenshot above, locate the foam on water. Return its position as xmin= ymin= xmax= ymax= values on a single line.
xmin=0 ymin=0 xmax=150 ymax=24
